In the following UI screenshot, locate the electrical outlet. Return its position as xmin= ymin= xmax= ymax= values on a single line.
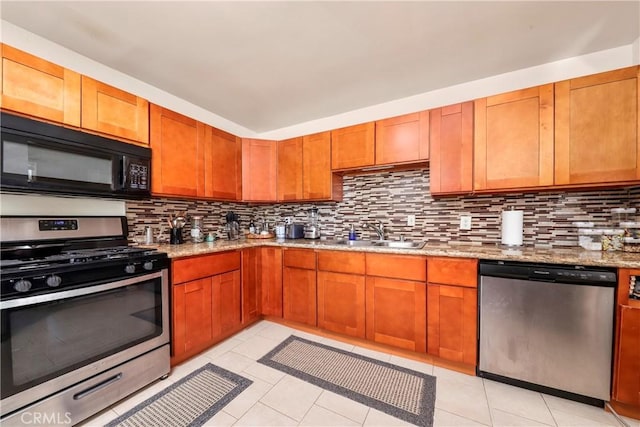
xmin=407 ymin=215 xmax=416 ymax=226
xmin=460 ymin=216 xmax=472 ymax=230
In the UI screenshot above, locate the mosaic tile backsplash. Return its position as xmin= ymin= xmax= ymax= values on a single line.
xmin=126 ymin=169 xmax=639 ymax=248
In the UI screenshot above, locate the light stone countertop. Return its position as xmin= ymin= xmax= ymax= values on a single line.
xmin=147 ymin=238 xmax=640 ymax=269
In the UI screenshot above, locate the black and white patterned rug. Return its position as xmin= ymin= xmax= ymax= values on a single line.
xmin=258 ymin=335 xmax=436 ymax=427
xmin=106 ymin=363 xmax=252 ymax=427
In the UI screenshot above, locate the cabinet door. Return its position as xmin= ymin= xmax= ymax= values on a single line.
xmin=283 ymin=267 xmax=317 ymax=326
xmin=317 ymin=250 xmax=365 ymax=275
xmin=212 ymin=270 xmax=242 ymax=338
xmin=81 ymin=76 xmax=149 ymax=144
xmin=474 ymin=84 xmax=554 ymax=191
xmin=614 ymin=305 xmax=640 ymax=405
xmin=242 ymin=138 xmax=277 ymax=201
xmin=303 ymin=131 xmax=342 ymax=200
xmin=375 ymin=111 xmax=429 ymax=165
xmin=427 ymin=284 xmax=477 ymax=365
xmin=331 ymin=122 xmax=375 ymax=170
xmin=277 ymin=137 xmax=303 ymax=201
xmin=172 ymin=278 xmax=212 ymax=358
xmin=241 ymin=248 xmax=261 ymax=324
xmin=555 ymin=66 xmax=640 ymax=185
xmin=1 ymin=44 xmax=80 ymax=126
xmin=260 ymin=247 xmax=283 ymax=317
xmin=202 ymin=126 xmax=242 ymax=200
xmin=150 ymin=104 xmax=203 ymax=197
xmin=317 ymin=271 xmax=365 ymax=338
xmin=427 ymin=257 xmax=478 ymax=288
xmin=365 ymin=277 xmax=426 ymax=352
xmin=430 ymin=102 xmax=473 ymax=195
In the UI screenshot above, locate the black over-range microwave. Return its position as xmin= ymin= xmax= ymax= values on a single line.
xmin=0 ymin=112 xmax=151 ymax=199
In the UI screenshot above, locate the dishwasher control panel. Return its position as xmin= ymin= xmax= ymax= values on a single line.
xmin=480 ymin=260 xmax=617 ymax=286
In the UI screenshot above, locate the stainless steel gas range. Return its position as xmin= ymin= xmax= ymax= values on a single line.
xmin=0 ymin=216 xmax=170 ymax=426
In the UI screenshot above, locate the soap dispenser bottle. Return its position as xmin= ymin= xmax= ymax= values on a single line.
xmin=349 ymin=224 xmax=357 ymax=241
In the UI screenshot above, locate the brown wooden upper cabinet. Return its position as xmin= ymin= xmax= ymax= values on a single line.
xmin=242 ymin=138 xmax=277 ymax=201
xmin=303 ymin=131 xmax=343 ymax=200
xmin=81 ymin=76 xmax=149 ymax=145
xmin=375 ymin=111 xmax=429 ymax=165
xmin=150 ymin=104 xmax=204 ymax=198
xmin=430 ymin=102 xmax=474 ymax=195
xmin=202 ymin=126 xmax=242 ymax=200
xmin=555 ymin=66 xmax=640 ymax=186
xmin=474 ymin=84 xmax=554 ymax=191
xmin=277 ymin=132 xmax=343 ymax=202
xmin=277 ymin=137 xmax=304 ymax=201
xmin=331 ymin=122 xmax=375 ymax=170
xmin=1 ymin=44 xmax=81 ymax=127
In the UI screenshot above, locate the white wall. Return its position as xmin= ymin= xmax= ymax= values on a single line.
xmin=0 ymin=21 xmax=256 ymax=137
xmin=2 ymin=20 xmax=638 ymax=141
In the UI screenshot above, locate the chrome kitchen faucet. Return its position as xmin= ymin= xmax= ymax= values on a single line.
xmin=363 ymin=221 xmax=385 ymax=240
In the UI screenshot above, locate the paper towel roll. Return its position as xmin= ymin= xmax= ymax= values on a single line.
xmin=501 ymin=210 xmax=524 ymax=246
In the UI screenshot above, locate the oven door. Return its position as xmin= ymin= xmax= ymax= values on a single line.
xmin=0 ymin=270 xmax=169 ymax=417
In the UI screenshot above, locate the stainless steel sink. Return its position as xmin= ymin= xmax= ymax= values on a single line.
xmin=373 ymin=241 xmax=425 ymax=249
xmin=332 ymin=240 xmax=377 ymax=247
xmin=331 ymin=240 xmax=425 ymax=249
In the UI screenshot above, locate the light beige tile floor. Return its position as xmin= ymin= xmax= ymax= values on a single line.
xmin=81 ymin=320 xmax=639 ymax=427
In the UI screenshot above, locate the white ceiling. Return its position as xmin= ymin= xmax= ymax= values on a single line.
xmin=1 ymin=1 xmax=639 ymax=133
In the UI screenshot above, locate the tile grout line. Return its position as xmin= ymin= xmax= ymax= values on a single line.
xmin=481 ymin=378 xmax=495 ymax=427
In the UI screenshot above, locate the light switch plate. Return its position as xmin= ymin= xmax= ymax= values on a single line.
xmin=460 ymin=215 xmax=472 ymax=230
xmin=407 ymin=215 xmax=416 ymax=226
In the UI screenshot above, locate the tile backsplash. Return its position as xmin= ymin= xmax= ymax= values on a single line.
xmin=126 ymin=169 xmax=639 ymax=248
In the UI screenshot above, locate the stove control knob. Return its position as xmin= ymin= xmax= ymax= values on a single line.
xmin=143 ymin=261 xmax=154 ymax=271
xmin=125 ymin=264 xmax=136 ymax=274
xmin=14 ymin=279 xmax=32 ymax=293
xmin=46 ymin=275 xmax=62 ymax=288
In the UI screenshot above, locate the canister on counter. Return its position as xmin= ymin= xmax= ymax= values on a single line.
xmin=601 ymin=229 xmax=624 ymax=251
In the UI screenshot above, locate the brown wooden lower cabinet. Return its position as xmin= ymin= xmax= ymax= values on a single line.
xmin=426 ymin=256 xmax=478 ymax=366
xmin=317 ymin=271 xmax=366 ymax=338
xmin=365 ymin=253 xmax=427 ymax=352
xmin=365 ymin=276 xmax=426 ymax=352
xmin=283 ymin=268 xmax=317 ymax=325
xmin=212 ymin=270 xmax=241 ymax=336
xmin=612 ymin=269 xmax=640 ymax=418
xmin=427 ymin=283 xmax=477 ymax=365
xmin=283 ymin=249 xmax=317 ymax=326
xmin=614 ymin=305 xmax=640 ymax=406
xmin=171 ymin=251 xmax=242 ymax=364
xmin=172 ymin=277 xmax=213 ymax=358
xmin=260 ymin=247 xmax=283 ymax=317
xmin=241 ymin=248 xmax=261 ymax=324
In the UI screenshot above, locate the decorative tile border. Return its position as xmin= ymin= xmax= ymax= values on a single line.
xmin=126 ymin=169 xmax=639 ymax=248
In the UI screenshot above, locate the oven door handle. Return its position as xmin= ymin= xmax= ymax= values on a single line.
xmin=0 ymin=271 xmax=164 ymax=309
xmin=73 ymin=373 xmax=123 ymax=400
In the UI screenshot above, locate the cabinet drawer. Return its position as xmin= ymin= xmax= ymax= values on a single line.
xmin=366 ymin=253 xmax=426 ymax=281
xmin=317 ymin=250 xmax=365 ymax=275
xmin=427 ymin=257 xmax=478 ymax=287
xmin=283 ymin=248 xmax=316 ymax=269
xmin=172 ymin=251 xmax=241 ymax=284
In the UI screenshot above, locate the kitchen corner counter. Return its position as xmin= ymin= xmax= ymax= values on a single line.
xmin=148 ymin=239 xmax=640 ymax=268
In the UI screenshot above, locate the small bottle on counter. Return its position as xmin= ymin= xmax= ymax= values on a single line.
xmin=249 ymin=219 xmax=256 ymax=234
xmin=349 ymin=224 xmax=357 ymax=241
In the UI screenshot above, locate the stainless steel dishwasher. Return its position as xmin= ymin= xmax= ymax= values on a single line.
xmin=478 ymin=260 xmax=617 ymax=407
